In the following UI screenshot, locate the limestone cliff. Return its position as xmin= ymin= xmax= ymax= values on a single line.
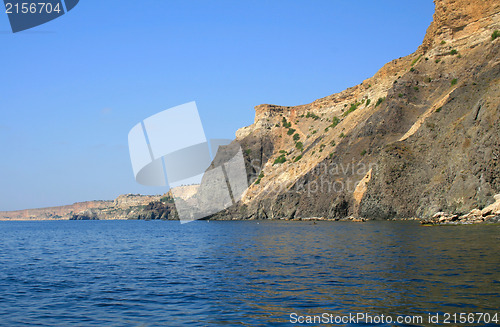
xmin=0 ymin=201 xmax=112 ymax=220
xmin=215 ymin=0 xmax=500 ymax=220
xmin=0 ymin=194 xmax=170 ymax=221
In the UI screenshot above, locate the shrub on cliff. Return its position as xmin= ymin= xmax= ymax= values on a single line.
xmin=343 ymin=102 xmax=360 ymax=117
xmin=492 ymin=30 xmax=500 ymax=41
xmin=282 ymin=117 xmax=292 ymax=128
xmin=375 ymin=97 xmax=385 ymax=107
xmin=331 ymin=116 xmax=340 ymax=127
xmin=254 ymin=171 xmax=265 ymax=184
xmin=306 ymin=112 xmax=320 ymax=120
xmin=273 ymin=154 xmax=287 ymax=165
xmin=411 ymin=55 xmax=422 ymax=66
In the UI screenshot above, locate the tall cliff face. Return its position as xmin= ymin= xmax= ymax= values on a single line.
xmin=220 ymin=0 xmax=500 ymax=220
xmin=420 ymin=0 xmax=500 ymax=52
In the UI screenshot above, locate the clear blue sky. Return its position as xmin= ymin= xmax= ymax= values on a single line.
xmin=0 ymin=1 xmax=434 ymax=211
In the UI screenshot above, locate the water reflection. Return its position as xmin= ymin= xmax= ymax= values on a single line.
xmin=0 ymin=220 xmax=498 ymax=326
xmin=203 ymin=221 xmax=500 ymax=325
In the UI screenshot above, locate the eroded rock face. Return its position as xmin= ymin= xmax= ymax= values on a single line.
xmin=0 ymin=201 xmax=113 ymax=220
xmin=420 ymin=0 xmax=500 ymax=52
xmin=70 ymin=209 xmax=100 ymax=220
xmin=0 ymin=194 xmax=171 ymax=221
xmin=136 ymin=201 xmax=177 ymax=221
xmin=225 ymin=0 xmax=500 ymax=220
xmin=113 ymin=194 xmax=162 ymax=209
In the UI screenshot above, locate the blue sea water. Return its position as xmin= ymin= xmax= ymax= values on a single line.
xmin=0 ymin=220 xmax=498 ymax=326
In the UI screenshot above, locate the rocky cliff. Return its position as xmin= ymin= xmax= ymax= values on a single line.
xmin=215 ymin=0 xmax=500 ymax=220
xmin=0 ymin=201 xmax=112 ymax=220
xmin=0 ymin=194 xmax=172 ymax=221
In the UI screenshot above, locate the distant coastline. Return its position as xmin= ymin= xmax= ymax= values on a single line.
xmin=1 ymin=193 xmax=499 ymax=225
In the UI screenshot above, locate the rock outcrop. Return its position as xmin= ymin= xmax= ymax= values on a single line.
xmin=0 ymin=201 xmax=113 ymax=220
xmin=213 ymin=0 xmax=500 ymax=221
xmin=0 ymin=194 xmax=175 ymax=221
xmin=423 ymin=194 xmax=500 ymax=224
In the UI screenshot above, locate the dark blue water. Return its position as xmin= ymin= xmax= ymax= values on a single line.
xmin=0 ymin=220 xmax=498 ymax=326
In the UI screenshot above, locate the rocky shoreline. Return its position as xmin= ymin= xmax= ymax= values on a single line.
xmin=421 ymin=194 xmax=500 ymax=225
xmin=2 ymin=193 xmax=500 ymax=225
